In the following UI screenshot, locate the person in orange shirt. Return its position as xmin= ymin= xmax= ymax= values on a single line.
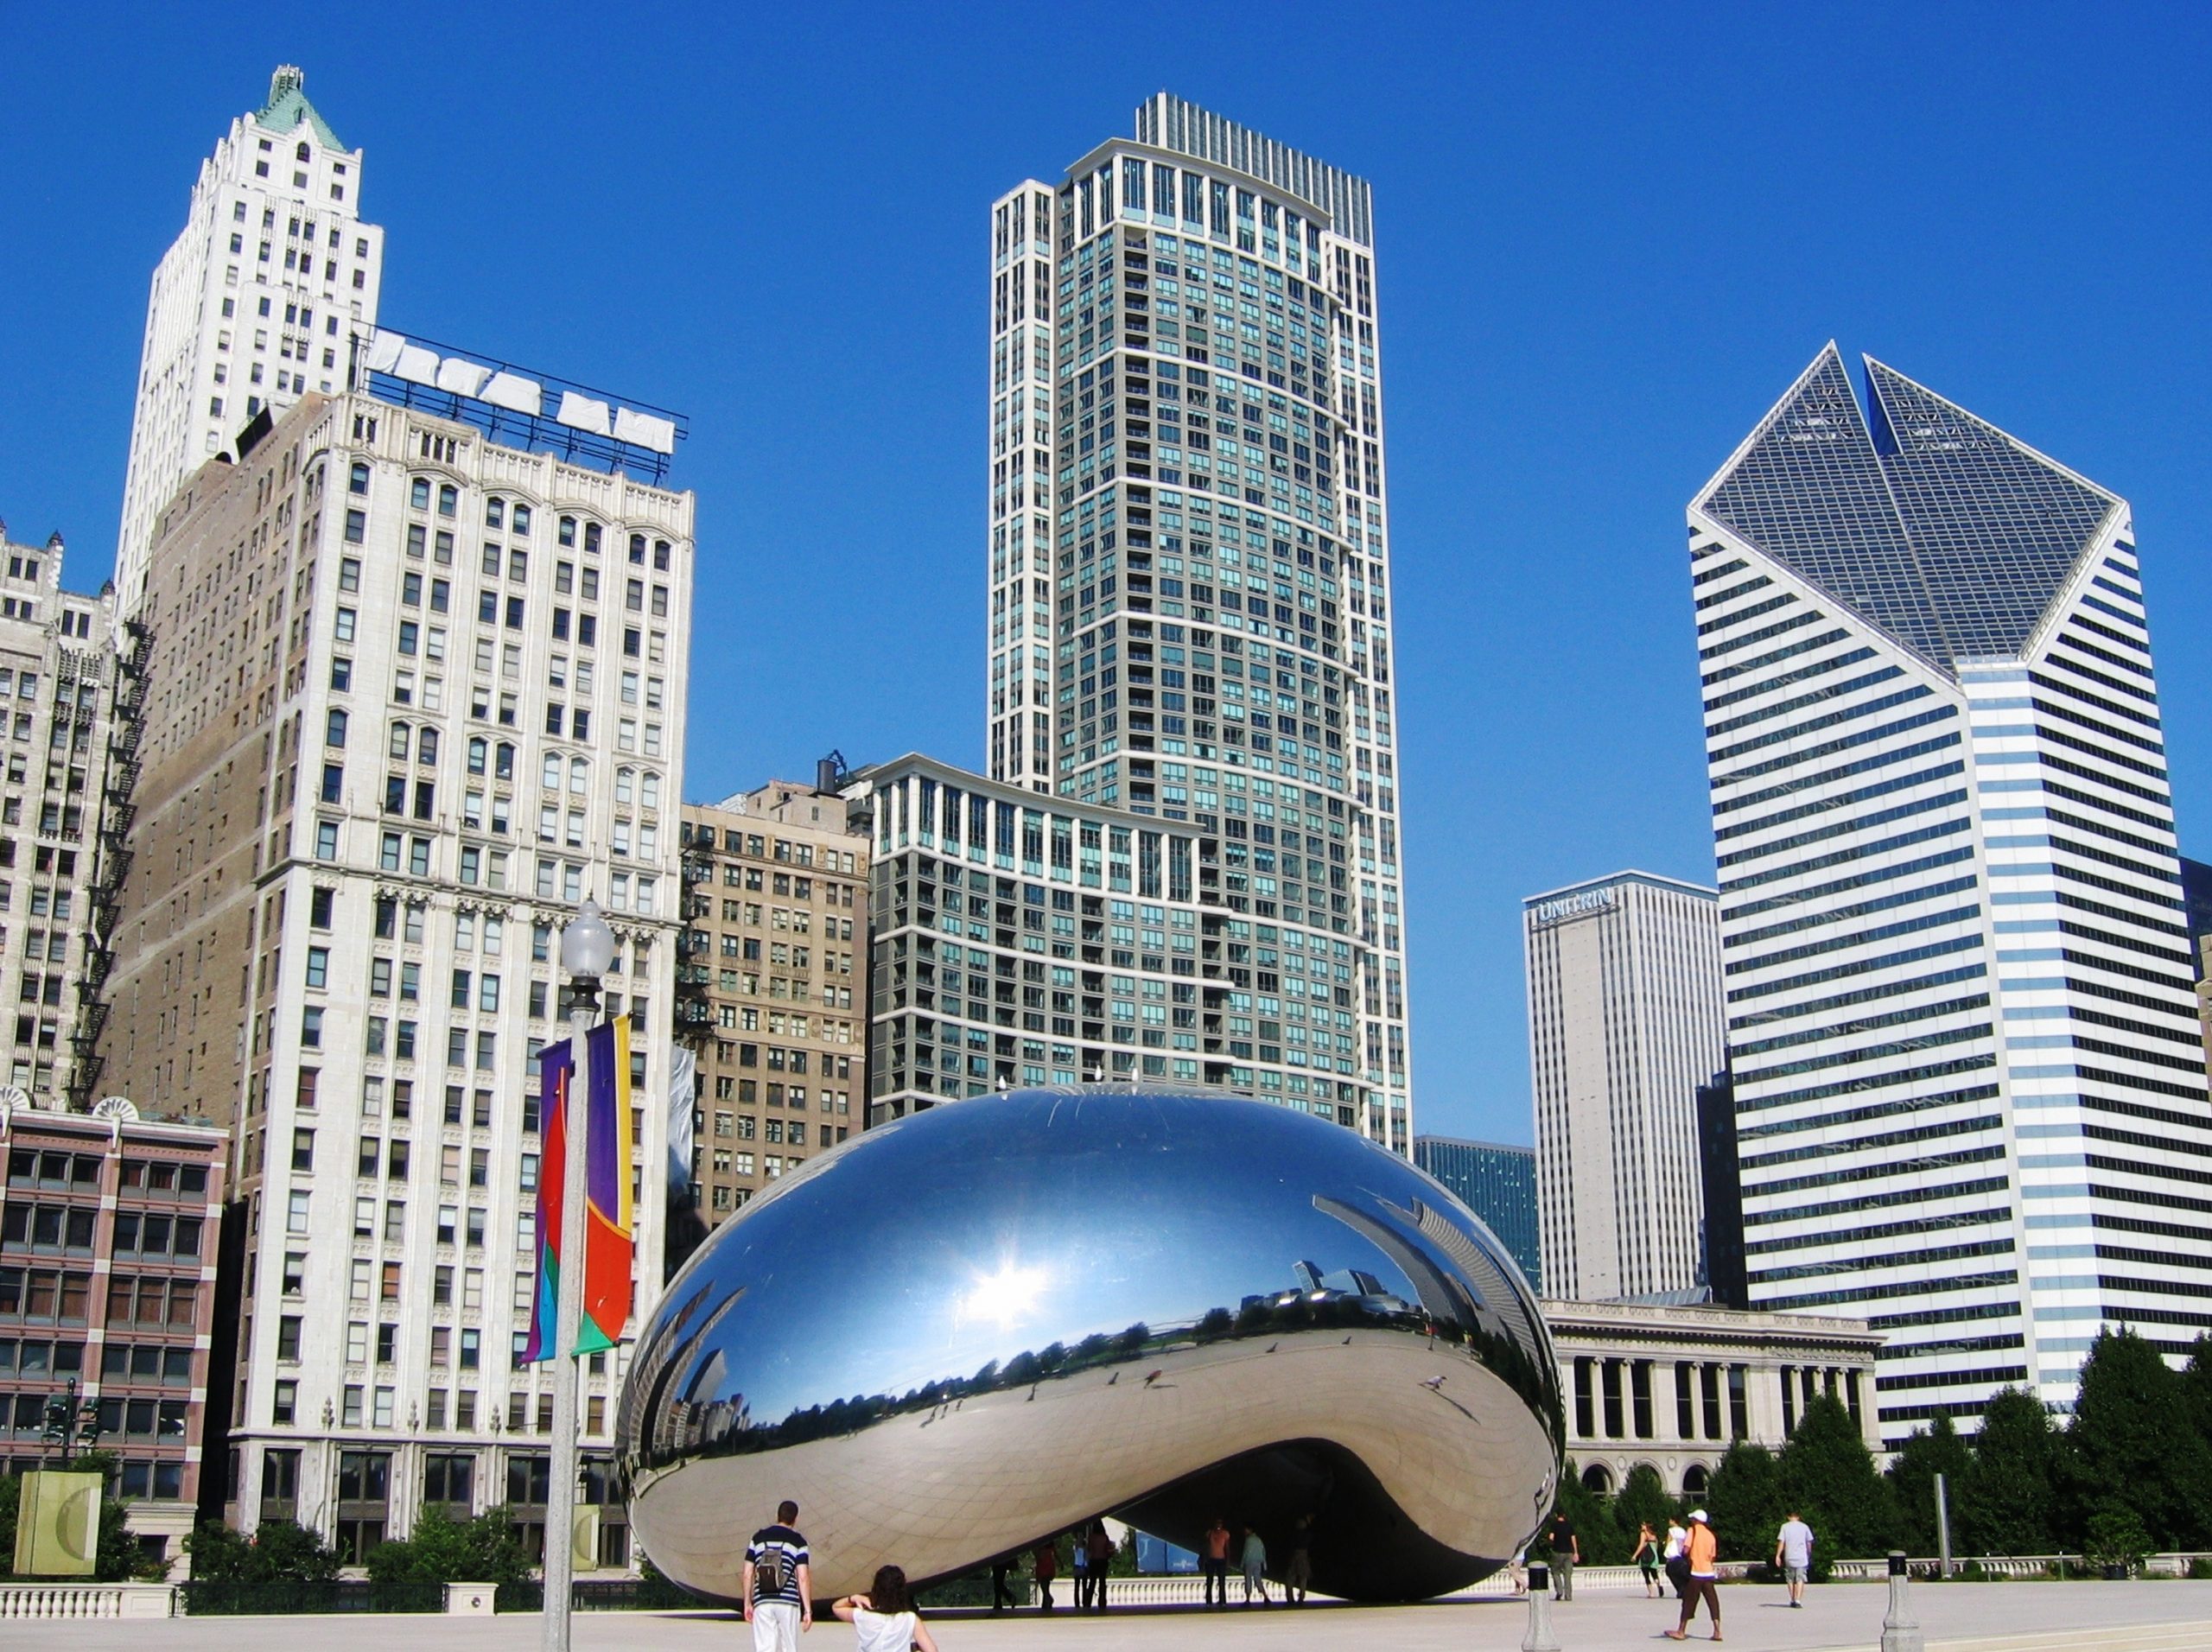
xmin=1200 ymin=1517 xmax=1233 ymax=1609
xmin=1664 ymin=1509 xmax=1722 ymax=1642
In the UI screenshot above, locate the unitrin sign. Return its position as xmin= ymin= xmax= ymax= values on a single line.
xmin=1527 ymin=886 xmax=1619 ymax=929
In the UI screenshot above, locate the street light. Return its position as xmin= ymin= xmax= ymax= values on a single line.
xmin=545 ymin=899 xmax=614 ymax=1652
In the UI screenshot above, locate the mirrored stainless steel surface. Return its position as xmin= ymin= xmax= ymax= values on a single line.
xmin=620 ymin=1088 xmax=1560 ymax=1600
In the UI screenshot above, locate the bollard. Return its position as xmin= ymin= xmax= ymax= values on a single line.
xmin=1522 ymin=1561 xmax=1560 ymax=1652
xmin=1879 ymin=1551 xmax=1923 ymax=1652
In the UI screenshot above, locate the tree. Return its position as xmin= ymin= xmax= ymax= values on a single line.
xmin=1548 ymin=1462 xmax=1628 ymax=1565
xmin=1887 ymin=1414 xmax=1971 ymax=1557
xmin=186 ymin=1517 xmax=342 ymax=1582
xmin=1777 ymin=1393 xmax=1897 ymax=1561
xmin=1703 ymin=1440 xmax=1782 ymax=1561
xmin=2069 ymin=1327 xmax=2212 ymax=1550
xmin=1612 ymin=1464 xmax=1677 ymax=1554
xmin=1957 ymin=1388 xmax=2062 ymax=1557
xmin=365 ymin=1507 xmax=531 ymax=1588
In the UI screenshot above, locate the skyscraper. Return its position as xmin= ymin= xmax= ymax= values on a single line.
xmin=986 ymin=93 xmax=1408 ymax=1146
xmin=117 ymin=66 xmax=385 ymax=615
xmin=1691 ymin=344 xmax=2209 ymax=1441
xmin=103 ymin=345 xmax=693 ymax=1554
xmin=1524 ymin=872 xmax=1725 ymax=1301
xmin=1414 ymin=1135 xmax=1541 ymax=1291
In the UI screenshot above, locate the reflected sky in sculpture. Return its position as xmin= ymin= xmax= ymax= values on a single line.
xmin=620 ymin=1089 xmax=1560 ymax=1601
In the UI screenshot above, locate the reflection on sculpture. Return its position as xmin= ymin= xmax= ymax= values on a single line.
xmin=619 ymin=1088 xmax=1560 ymax=1601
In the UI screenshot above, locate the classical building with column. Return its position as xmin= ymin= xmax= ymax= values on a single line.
xmin=1545 ymin=1297 xmax=1883 ymax=1497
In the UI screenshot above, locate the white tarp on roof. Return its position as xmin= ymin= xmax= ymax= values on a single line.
xmin=434 ymin=358 xmax=491 ymax=397
xmin=393 ymin=344 xmax=440 ymax=385
xmin=365 ymin=330 xmax=408 ymax=373
xmin=613 ymin=407 xmax=678 ymax=454
xmin=480 ymin=372 xmax=543 ymax=415
xmin=555 ymin=391 xmax=611 ymax=435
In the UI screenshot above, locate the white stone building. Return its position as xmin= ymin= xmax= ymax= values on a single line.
xmin=117 ymin=65 xmax=385 ymax=616
xmin=102 ymin=363 xmax=691 ymax=1560
xmin=1525 ymin=872 xmax=1726 ymax=1302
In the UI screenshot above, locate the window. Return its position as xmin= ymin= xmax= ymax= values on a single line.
xmin=327 ymin=709 xmax=348 ymax=747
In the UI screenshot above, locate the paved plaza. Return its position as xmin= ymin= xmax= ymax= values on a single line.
xmin=17 ymin=1584 xmax=2212 ymax=1652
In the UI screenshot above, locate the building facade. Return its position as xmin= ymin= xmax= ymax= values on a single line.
xmin=1525 ymin=872 xmax=1724 ymax=1303
xmin=99 ymin=370 xmax=692 ymax=1557
xmin=988 ymin=93 xmax=1409 ymax=1149
xmin=1691 ymin=345 xmax=2209 ymax=1442
xmin=858 ymin=753 xmax=1363 ymax=1128
xmin=1 ymin=1099 xmax=227 ymax=1571
xmin=676 ymin=778 xmax=867 ymax=1225
xmin=0 ymin=526 xmax=139 ymax=1115
xmin=1545 ymin=1297 xmax=1883 ymax=1498
xmin=1414 ymin=1134 xmax=1541 ymax=1292
xmin=117 ymin=66 xmax=385 ymax=616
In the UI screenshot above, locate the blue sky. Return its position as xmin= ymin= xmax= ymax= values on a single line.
xmin=4 ymin=4 xmax=2209 ymax=1147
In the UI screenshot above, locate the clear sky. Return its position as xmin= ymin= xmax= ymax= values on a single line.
xmin=4 ymin=3 xmax=2209 ymax=1148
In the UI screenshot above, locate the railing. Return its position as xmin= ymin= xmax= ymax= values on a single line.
xmin=177 ymin=1579 xmax=447 ymax=1614
xmin=0 ymin=1582 xmax=176 ymax=1618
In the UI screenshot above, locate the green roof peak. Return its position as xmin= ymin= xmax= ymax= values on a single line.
xmin=255 ymin=64 xmax=345 ymax=152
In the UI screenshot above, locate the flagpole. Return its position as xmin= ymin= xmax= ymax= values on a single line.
xmin=547 ymin=900 xmax=614 ymax=1652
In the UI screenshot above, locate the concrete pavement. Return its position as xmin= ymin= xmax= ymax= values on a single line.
xmin=16 ymin=1582 xmax=2212 ymax=1652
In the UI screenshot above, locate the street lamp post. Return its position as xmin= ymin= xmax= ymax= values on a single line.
xmin=545 ymin=899 xmax=615 ymax=1652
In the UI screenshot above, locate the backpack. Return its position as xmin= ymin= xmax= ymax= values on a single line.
xmin=754 ymin=1534 xmax=790 ymax=1598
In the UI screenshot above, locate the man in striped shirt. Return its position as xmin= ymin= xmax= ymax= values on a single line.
xmin=744 ymin=1500 xmax=813 ymax=1652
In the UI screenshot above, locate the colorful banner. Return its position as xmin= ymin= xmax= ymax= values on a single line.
xmin=524 ymin=1019 xmax=635 ymax=1361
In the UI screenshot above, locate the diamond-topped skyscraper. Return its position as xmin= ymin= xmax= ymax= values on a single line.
xmin=984 ymin=95 xmax=1409 ymax=1146
xmin=1690 ymin=345 xmax=2209 ymax=1441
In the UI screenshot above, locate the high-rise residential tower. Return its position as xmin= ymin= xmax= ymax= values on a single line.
xmin=1414 ymin=1135 xmax=1541 ymax=1290
xmin=1691 ymin=345 xmax=2209 ymax=1442
xmin=1525 ymin=872 xmax=1726 ymax=1301
xmin=117 ymin=66 xmax=385 ymax=615
xmin=103 ymin=342 xmax=692 ymax=1554
xmin=986 ymin=94 xmax=1408 ymax=1145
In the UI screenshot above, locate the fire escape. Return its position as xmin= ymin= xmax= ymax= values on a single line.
xmin=67 ymin=618 xmax=150 ymax=1112
xmin=673 ymin=836 xmax=715 ymax=1044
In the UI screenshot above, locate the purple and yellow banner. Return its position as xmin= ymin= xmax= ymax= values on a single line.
xmin=524 ymin=1019 xmax=635 ymax=1361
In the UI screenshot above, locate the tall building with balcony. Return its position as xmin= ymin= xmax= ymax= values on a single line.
xmin=674 ymin=776 xmax=868 ymax=1227
xmin=1525 ymin=872 xmax=1726 ymax=1304
xmin=986 ymin=94 xmax=1408 ymax=1147
xmin=0 ymin=525 xmax=142 ymax=1113
xmin=117 ymin=66 xmax=385 ymax=616
xmin=1 ymin=1098 xmax=228 ymax=1573
xmin=98 ymin=339 xmax=692 ymax=1558
xmin=1691 ymin=345 xmax=2209 ymax=1440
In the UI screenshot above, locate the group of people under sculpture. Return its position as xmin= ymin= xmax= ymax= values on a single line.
xmin=736 ymin=1494 xmax=1814 ymax=1642
xmin=1529 ymin=1503 xmax=1818 ymax=1642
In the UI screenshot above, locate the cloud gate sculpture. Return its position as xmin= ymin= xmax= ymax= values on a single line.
xmin=619 ymin=1089 xmax=1560 ymax=1601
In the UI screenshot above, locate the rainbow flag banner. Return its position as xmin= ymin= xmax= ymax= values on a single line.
xmin=524 ymin=1019 xmax=635 ymax=1361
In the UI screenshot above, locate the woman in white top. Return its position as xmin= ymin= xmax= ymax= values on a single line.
xmin=833 ymin=1565 xmax=940 ymax=1652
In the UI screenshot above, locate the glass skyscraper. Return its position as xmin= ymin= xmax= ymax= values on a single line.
xmin=985 ymin=95 xmax=1409 ymax=1145
xmin=1414 ymin=1135 xmax=1541 ymax=1292
xmin=1691 ymin=345 xmax=2209 ymax=1444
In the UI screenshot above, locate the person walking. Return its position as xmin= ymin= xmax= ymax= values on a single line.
xmin=1632 ymin=1522 xmax=1662 ymax=1598
xmin=1283 ymin=1515 xmax=1313 ymax=1605
xmin=989 ymin=1554 xmax=1017 ymax=1615
xmin=1071 ymin=1525 xmax=1091 ymax=1611
xmin=1086 ymin=1521 xmax=1115 ymax=1612
xmin=1775 ymin=1511 xmax=1815 ymax=1609
xmin=1201 ymin=1516 xmax=1232 ymax=1608
xmin=1239 ymin=1526 xmax=1269 ymax=1606
xmin=1032 ymin=1537 xmax=1058 ymax=1612
xmin=743 ymin=1500 xmax=813 ymax=1652
xmin=1663 ymin=1515 xmax=1691 ymax=1599
xmin=1664 ymin=1509 xmax=1722 ymax=1642
xmin=832 ymin=1566 xmax=939 ymax=1652
xmin=1541 ymin=1508 xmax=1580 ymax=1603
